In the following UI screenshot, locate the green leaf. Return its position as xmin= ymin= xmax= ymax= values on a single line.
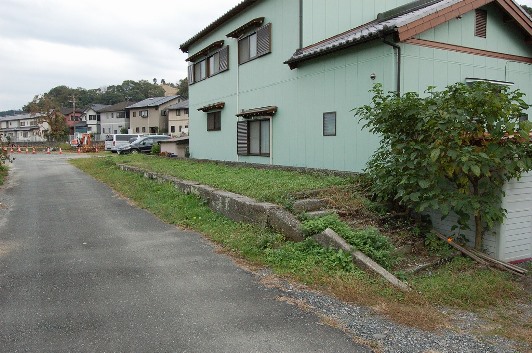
xmin=419 ymin=180 xmax=431 ymax=189
xmin=430 ymin=149 xmax=441 ymax=162
xmin=470 ymin=165 xmax=481 ymax=177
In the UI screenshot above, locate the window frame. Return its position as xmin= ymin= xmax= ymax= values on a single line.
xmin=237 ymin=118 xmax=270 ymax=157
xmin=323 ymin=112 xmax=337 ymax=136
xmin=189 ymin=46 xmax=229 ymax=85
xmin=140 ymin=110 xmax=148 ymax=118
xmin=207 ymin=111 xmax=222 ymax=131
xmin=238 ymin=23 xmax=271 ymax=65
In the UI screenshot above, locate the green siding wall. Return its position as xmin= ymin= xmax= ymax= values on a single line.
xmin=302 ymin=0 xmax=414 ymax=46
xmin=418 ymin=3 xmax=531 ymax=58
xmin=187 ymin=0 xmax=532 ymax=172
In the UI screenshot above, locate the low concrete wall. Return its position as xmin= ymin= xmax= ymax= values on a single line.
xmin=118 ymin=164 xmax=305 ymax=241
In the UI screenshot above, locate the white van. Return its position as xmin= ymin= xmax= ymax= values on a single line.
xmin=105 ymin=134 xmax=142 ymax=153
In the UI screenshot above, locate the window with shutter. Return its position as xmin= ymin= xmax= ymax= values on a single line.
xmin=190 ymin=46 xmax=229 ymax=84
xmin=188 ymin=64 xmax=194 ymax=85
xmin=475 ymin=9 xmax=487 ymax=38
xmin=238 ymin=23 xmax=272 ymax=65
xmin=237 ymin=121 xmax=248 ymax=155
xmin=236 ymin=119 xmax=270 ymax=156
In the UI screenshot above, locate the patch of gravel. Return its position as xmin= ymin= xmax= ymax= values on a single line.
xmin=253 ymin=269 xmax=525 ymax=353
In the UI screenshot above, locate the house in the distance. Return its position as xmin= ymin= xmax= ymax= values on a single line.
xmin=166 ymin=100 xmax=189 ymax=137
xmin=62 ymin=107 xmax=85 ymax=136
xmin=82 ymin=104 xmax=110 ymax=137
xmin=0 ymin=113 xmax=49 ymax=143
xmin=127 ymin=96 xmax=183 ymax=134
xmin=99 ymin=101 xmax=136 ymax=135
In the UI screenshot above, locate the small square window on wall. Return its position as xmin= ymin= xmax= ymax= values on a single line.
xmin=207 ymin=111 xmax=222 ymax=131
xmin=475 ymin=9 xmax=487 ymax=38
xmin=520 ymin=114 xmax=529 ymax=122
xmin=323 ymin=112 xmax=336 ymax=136
xmin=140 ymin=110 xmax=148 ymax=118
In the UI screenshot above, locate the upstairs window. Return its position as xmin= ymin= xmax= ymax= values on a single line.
xmin=140 ymin=110 xmax=148 ymax=118
xmin=188 ymin=44 xmax=229 ymax=85
xmin=238 ymin=23 xmax=272 ymax=65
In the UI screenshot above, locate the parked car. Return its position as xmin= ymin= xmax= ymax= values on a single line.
xmin=105 ymin=134 xmax=143 ymax=152
xmin=116 ymin=135 xmax=171 ymax=154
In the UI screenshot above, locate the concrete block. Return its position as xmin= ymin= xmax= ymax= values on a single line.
xmin=267 ymin=208 xmax=305 ymax=242
xmin=314 ymin=228 xmax=410 ymax=292
xmin=293 ymin=199 xmax=327 ymax=213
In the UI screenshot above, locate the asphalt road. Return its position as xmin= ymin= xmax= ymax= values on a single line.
xmin=0 ymin=154 xmax=370 ymax=353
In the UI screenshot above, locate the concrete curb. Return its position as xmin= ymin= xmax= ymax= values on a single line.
xmin=117 ymin=164 xmax=408 ymax=290
xmin=117 ymin=164 xmax=305 ymax=241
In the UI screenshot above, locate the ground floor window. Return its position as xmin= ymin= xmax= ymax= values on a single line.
xmin=237 ymin=119 xmax=270 ymax=156
xmin=207 ymin=111 xmax=221 ymax=131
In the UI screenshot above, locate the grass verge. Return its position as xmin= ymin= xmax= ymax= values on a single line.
xmin=0 ymin=164 xmax=8 ymax=186
xmin=71 ymin=156 xmax=531 ymax=346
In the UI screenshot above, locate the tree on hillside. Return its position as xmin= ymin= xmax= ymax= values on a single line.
xmin=23 ymin=80 xmax=166 ymax=109
xmin=522 ymin=4 xmax=532 ymax=15
xmin=176 ymin=78 xmax=189 ymax=99
xmin=356 ymin=82 xmax=532 ymax=250
xmin=26 ymin=94 xmax=68 ymax=141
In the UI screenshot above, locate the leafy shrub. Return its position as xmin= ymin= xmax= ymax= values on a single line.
xmin=151 ymin=143 xmax=161 ymax=154
xmin=301 ymin=214 xmax=397 ymax=269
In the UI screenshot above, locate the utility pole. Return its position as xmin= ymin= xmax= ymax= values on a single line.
xmin=69 ymin=94 xmax=77 ymax=138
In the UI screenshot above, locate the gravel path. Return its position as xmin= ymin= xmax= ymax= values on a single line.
xmin=252 ymin=269 xmax=527 ymax=353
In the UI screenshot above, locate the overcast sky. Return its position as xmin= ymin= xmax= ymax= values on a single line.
xmin=0 ymin=0 xmax=531 ymax=111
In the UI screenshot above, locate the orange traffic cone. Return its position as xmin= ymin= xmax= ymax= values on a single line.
xmin=32 ymin=147 xmax=36 ymax=154
xmin=25 ymin=147 xmax=29 ymax=154
xmin=10 ymin=146 xmax=13 ymax=153
xmin=59 ymin=147 xmax=63 ymax=154
xmin=77 ymin=147 xmax=81 ymax=154
xmin=46 ymin=147 xmax=51 ymax=155
xmin=17 ymin=146 xmax=21 ymax=153
xmin=95 ymin=146 xmax=98 ymax=152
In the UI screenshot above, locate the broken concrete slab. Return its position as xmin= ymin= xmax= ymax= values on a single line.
xmin=313 ymin=228 xmax=410 ymax=292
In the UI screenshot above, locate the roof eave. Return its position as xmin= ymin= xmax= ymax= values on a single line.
xmin=180 ymin=0 xmax=261 ymax=53
xmin=284 ymin=29 xmax=396 ymax=70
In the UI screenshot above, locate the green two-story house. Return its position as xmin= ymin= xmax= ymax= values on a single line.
xmin=180 ymin=0 xmax=532 ymax=173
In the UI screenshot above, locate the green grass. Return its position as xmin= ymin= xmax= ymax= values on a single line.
xmin=409 ymin=257 xmax=522 ymax=309
xmin=71 ymin=156 xmax=530 ymax=342
xmin=112 ymin=154 xmax=353 ymax=208
xmin=0 ymin=164 xmax=8 ymax=186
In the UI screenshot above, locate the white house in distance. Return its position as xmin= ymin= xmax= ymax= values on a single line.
xmin=100 ymin=101 xmax=136 ymax=135
xmin=82 ymin=104 xmax=110 ymax=136
xmin=0 ymin=113 xmax=49 ymax=143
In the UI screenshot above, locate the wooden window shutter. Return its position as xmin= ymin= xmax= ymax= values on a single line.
xmin=256 ymin=23 xmax=271 ymax=57
xmin=219 ymin=46 xmax=229 ymax=72
xmin=475 ymin=9 xmax=487 ymax=38
xmin=188 ymin=64 xmax=195 ymax=84
xmin=237 ymin=121 xmax=248 ymax=155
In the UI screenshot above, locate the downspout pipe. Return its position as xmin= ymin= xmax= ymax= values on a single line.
xmin=382 ymin=37 xmax=401 ymax=96
xmin=299 ymin=0 xmax=303 ymax=49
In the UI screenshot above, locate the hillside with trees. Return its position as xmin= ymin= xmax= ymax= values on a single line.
xmin=20 ymin=78 xmax=189 ymax=113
